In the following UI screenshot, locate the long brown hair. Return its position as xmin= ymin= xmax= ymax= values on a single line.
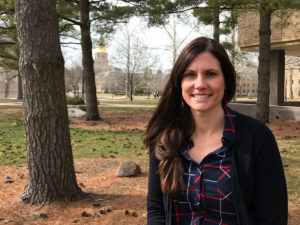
xmin=144 ymin=37 xmax=236 ymax=196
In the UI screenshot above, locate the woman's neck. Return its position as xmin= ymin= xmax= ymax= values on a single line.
xmin=191 ymin=105 xmax=225 ymax=137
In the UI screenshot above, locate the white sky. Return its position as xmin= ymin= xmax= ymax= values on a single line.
xmin=62 ymin=15 xmax=213 ymax=73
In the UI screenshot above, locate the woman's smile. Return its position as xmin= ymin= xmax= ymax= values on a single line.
xmin=181 ymin=51 xmax=225 ymax=114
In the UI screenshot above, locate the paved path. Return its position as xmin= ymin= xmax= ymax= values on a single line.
xmin=100 ymin=103 xmax=156 ymax=108
xmin=0 ymin=101 xmax=156 ymax=108
xmin=0 ymin=102 xmax=22 ymax=106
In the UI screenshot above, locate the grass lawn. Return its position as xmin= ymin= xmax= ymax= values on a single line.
xmin=100 ymin=106 xmax=155 ymax=114
xmin=0 ymin=98 xmax=22 ymax=103
xmin=0 ymin=113 xmax=148 ymax=166
xmin=0 ymin=111 xmax=299 ymax=212
xmin=277 ymin=136 xmax=300 ymax=207
xmin=0 ymin=105 xmax=23 ymax=110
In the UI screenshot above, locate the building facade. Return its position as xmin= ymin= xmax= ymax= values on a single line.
xmin=94 ymin=46 xmax=126 ymax=94
xmin=0 ymin=67 xmax=18 ymax=98
xmin=235 ymin=65 xmax=258 ymax=97
xmin=285 ymin=65 xmax=300 ymax=100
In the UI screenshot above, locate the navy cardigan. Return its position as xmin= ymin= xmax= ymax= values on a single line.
xmin=147 ymin=112 xmax=288 ymax=225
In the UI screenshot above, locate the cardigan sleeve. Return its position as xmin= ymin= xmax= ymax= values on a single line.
xmin=147 ymin=152 xmax=166 ymax=225
xmin=252 ymin=123 xmax=288 ymax=225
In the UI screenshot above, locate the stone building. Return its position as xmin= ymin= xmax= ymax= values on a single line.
xmin=94 ymin=46 xmax=108 ymax=74
xmin=285 ymin=65 xmax=300 ymax=100
xmin=0 ymin=67 xmax=18 ymax=98
xmin=93 ymin=46 xmax=126 ymax=94
xmin=236 ymin=76 xmax=258 ymax=97
xmin=238 ymin=10 xmax=300 ymax=105
xmin=235 ymin=65 xmax=258 ymax=97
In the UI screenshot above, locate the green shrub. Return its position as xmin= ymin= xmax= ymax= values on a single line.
xmin=66 ymin=95 xmax=85 ymax=105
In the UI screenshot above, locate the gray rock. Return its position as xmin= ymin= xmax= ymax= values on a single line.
xmin=68 ymin=108 xmax=86 ymax=118
xmin=115 ymin=160 xmax=141 ymax=177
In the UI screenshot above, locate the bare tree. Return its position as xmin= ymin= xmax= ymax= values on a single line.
xmin=65 ymin=61 xmax=82 ymax=96
xmin=111 ymin=24 xmax=153 ymax=101
xmin=0 ymin=69 xmax=17 ymax=98
xmin=163 ymin=14 xmax=197 ymax=65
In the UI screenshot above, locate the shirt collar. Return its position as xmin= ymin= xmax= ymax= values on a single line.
xmin=181 ymin=106 xmax=236 ymax=157
xmin=222 ymin=106 xmax=236 ymax=145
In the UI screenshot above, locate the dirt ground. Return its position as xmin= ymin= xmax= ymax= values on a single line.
xmin=0 ymin=110 xmax=300 ymax=225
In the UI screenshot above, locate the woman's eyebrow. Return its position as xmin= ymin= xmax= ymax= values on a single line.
xmin=184 ymin=69 xmax=194 ymax=73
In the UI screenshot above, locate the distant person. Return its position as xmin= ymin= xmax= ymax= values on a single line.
xmin=144 ymin=37 xmax=287 ymax=225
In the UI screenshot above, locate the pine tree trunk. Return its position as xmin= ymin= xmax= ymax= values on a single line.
xmin=256 ymin=10 xmax=271 ymax=123
xmin=17 ymin=70 xmax=23 ymax=100
xmin=213 ymin=7 xmax=220 ymax=43
xmin=15 ymin=0 xmax=84 ymax=205
xmin=81 ymin=69 xmax=85 ymax=98
xmin=4 ymin=79 xmax=9 ymax=98
xmin=130 ymin=80 xmax=133 ymax=101
xmin=79 ymin=0 xmax=100 ymax=120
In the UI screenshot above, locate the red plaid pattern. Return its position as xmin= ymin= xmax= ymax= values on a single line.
xmin=171 ymin=107 xmax=238 ymax=225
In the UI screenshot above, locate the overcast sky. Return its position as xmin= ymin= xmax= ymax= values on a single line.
xmin=62 ymin=15 xmax=213 ymax=73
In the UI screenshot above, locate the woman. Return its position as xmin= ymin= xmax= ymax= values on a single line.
xmin=144 ymin=37 xmax=287 ymax=225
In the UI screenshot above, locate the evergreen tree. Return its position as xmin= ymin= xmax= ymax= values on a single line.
xmin=133 ymin=0 xmax=300 ymax=123
xmin=15 ymin=0 xmax=84 ymax=205
xmin=240 ymin=0 xmax=300 ymax=122
xmin=57 ymin=0 xmax=135 ymax=120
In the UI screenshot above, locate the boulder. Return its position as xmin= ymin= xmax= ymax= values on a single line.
xmin=115 ymin=160 xmax=141 ymax=177
xmin=68 ymin=108 xmax=86 ymax=118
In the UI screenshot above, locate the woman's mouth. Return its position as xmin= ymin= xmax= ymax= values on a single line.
xmin=191 ymin=94 xmax=211 ymax=99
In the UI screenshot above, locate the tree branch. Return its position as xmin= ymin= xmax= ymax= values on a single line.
xmin=0 ymin=41 xmax=16 ymax=45
xmin=0 ymin=25 xmax=16 ymax=30
xmin=0 ymin=9 xmax=15 ymax=16
xmin=0 ymin=54 xmax=18 ymax=61
xmin=58 ymin=15 xmax=82 ymax=26
xmin=60 ymin=42 xmax=81 ymax=45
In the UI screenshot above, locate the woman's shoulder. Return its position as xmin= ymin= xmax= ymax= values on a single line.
xmin=234 ymin=111 xmax=273 ymax=138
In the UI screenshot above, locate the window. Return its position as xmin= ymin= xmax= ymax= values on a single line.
xmin=247 ymin=83 xmax=250 ymax=87
xmin=243 ymin=83 xmax=245 ymax=87
xmin=252 ymin=89 xmax=255 ymax=93
xmin=298 ymin=91 xmax=300 ymax=97
xmin=298 ymin=79 xmax=300 ymax=84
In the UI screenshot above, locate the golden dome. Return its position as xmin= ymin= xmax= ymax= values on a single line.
xmin=97 ymin=46 xmax=107 ymax=53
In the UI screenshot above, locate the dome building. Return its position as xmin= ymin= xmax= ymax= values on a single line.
xmin=94 ymin=46 xmax=108 ymax=74
xmin=93 ymin=45 xmax=125 ymax=94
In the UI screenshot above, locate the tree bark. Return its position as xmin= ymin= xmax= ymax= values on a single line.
xmin=79 ymin=0 xmax=101 ymax=120
xmin=81 ymin=68 xmax=85 ymax=98
xmin=130 ymin=79 xmax=133 ymax=101
xmin=17 ymin=70 xmax=23 ymax=99
xmin=213 ymin=6 xmax=220 ymax=43
xmin=4 ymin=79 xmax=9 ymax=98
xmin=15 ymin=0 xmax=84 ymax=205
xmin=256 ymin=10 xmax=271 ymax=123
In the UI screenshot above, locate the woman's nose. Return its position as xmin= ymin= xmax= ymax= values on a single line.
xmin=194 ymin=74 xmax=207 ymax=88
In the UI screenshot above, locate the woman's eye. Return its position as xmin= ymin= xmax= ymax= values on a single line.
xmin=206 ymin=71 xmax=217 ymax=76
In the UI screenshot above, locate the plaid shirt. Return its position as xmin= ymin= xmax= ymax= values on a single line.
xmin=171 ymin=107 xmax=238 ymax=225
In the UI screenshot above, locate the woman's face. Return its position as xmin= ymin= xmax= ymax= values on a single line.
xmin=181 ymin=51 xmax=225 ymax=115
